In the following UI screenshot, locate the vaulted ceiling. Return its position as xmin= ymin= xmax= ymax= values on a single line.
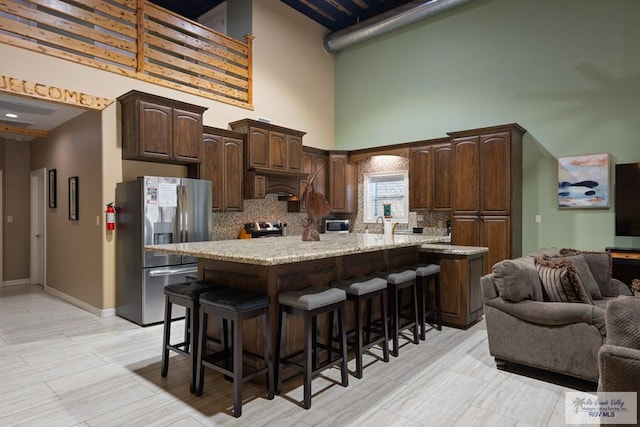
xmin=150 ymin=0 xmax=416 ymax=32
xmin=2 ymin=0 xmax=419 ymax=140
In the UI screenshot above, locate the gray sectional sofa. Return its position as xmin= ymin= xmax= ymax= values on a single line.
xmin=480 ymin=247 xmax=633 ymax=383
xmin=598 ymin=296 xmax=640 ymax=420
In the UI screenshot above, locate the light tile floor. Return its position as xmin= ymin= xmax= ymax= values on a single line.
xmin=0 ymin=284 xmax=598 ymax=426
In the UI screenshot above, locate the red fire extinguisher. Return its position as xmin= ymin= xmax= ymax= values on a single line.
xmin=106 ymin=203 xmax=116 ymax=231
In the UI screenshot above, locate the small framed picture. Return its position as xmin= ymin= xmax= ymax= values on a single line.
xmin=69 ymin=176 xmax=79 ymax=220
xmin=48 ymin=169 xmax=57 ymax=208
xmin=558 ymin=153 xmax=609 ymax=209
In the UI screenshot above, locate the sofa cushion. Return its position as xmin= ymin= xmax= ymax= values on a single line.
xmin=492 ymin=257 xmax=544 ymax=302
xmin=549 ymin=254 xmax=602 ymax=300
xmin=534 ymin=257 xmax=593 ymax=304
xmin=606 ymin=296 xmax=640 ymax=349
xmin=560 ymin=249 xmax=613 ymax=296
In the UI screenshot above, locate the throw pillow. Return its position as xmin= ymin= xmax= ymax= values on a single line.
xmin=560 ymin=249 xmax=613 ymax=296
xmin=547 ymin=254 xmax=603 ymax=300
xmin=492 ymin=257 xmax=544 ymax=302
xmin=534 ymin=257 xmax=593 ymax=304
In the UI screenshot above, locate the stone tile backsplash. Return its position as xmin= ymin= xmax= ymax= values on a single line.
xmin=211 ymin=195 xmax=309 ymax=240
xmin=211 ymin=154 xmax=450 ymax=240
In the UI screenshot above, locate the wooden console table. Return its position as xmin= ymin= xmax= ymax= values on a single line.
xmin=606 ymin=247 xmax=640 ymax=288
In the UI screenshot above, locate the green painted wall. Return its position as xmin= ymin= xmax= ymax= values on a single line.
xmin=335 ymin=0 xmax=640 ymax=253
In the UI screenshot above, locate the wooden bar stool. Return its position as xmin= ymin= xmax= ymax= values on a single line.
xmin=371 ymin=269 xmax=419 ymax=357
xmin=194 ymin=288 xmax=273 ymax=418
xmin=275 ymin=286 xmax=348 ymax=409
xmin=412 ymin=263 xmax=442 ymax=339
xmin=161 ymin=281 xmax=221 ymax=393
xmin=330 ymin=276 xmax=389 ymax=378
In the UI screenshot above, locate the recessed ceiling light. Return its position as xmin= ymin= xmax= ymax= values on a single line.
xmin=5 ymin=113 xmax=18 ymax=118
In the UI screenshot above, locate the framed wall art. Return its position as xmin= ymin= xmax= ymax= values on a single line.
xmin=48 ymin=169 xmax=56 ymax=208
xmin=558 ymin=153 xmax=609 ymax=209
xmin=68 ymin=176 xmax=79 ymax=220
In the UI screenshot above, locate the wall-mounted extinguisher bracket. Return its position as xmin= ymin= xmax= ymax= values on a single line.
xmin=106 ymin=202 xmax=116 ymax=231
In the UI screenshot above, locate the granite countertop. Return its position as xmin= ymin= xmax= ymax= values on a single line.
xmin=145 ymin=233 xmax=450 ymax=266
xmin=420 ymin=244 xmax=489 ymax=256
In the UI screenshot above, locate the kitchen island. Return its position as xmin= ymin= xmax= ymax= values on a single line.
xmin=146 ymin=233 xmax=447 ymax=265
xmin=146 ymin=234 xmax=487 ymax=357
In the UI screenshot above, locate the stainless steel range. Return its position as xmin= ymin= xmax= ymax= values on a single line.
xmin=244 ymin=221 xmax=284 ymax=238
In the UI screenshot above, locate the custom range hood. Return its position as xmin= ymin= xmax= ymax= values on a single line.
xmin=249 ymin=167 xmax=308 ymax=197
xmin=229 ymin=118 xmax=308 ymax=200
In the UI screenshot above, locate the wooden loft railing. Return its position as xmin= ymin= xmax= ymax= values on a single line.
xmin=0 ymin=0 xmax=253 ymax=109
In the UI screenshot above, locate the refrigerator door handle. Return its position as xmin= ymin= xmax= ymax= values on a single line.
xmin=176 ymin=184 xmax=182 ymax=243
xmin=148 ymin=266 xmax=198 ymax=277
xmin=182 ymin=184 xmax=189 ymax=242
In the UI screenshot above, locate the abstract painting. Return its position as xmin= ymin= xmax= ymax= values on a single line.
xmin=558 ymin=153 xmax=609 ymax=208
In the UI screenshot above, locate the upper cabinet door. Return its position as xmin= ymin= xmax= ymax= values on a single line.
xmin=313 ymin=153 xmax=328 ymax=197
xmin=202 ymin=133 xmax=223 ymax=212
xmin=224 ymin=137 xmax=244 ymax=212
xmin=329 ymin=153 xmax=356 ymax=213
xmin=409 ymin=146 xmax=433 ymax=211
xmin=432 ymin=143 xmax=452 ymax=211
xmin=138 ymin=100 xmax=173 ymax=160
xmin=480 ymin=132 xmax=511 ymax=215
xmin=452 ymin=137 xmax=480 ymax=215
xmin=120 ymin=91 xmax=206 ymax=164
xmin=172 ymin=108 xmax=203 ymax=163
xmin=287 ymin=134 xmax=303 ymax=171
xmin=247 ymin=127 xmax=269 ymax=168
xmin=268 ymin=131 xmax=287 ymax=170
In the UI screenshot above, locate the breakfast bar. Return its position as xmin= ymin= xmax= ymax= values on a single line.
xmin=146 ymin=234 xmax=487 ymax=357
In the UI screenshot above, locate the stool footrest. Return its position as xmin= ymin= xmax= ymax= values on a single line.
xmin=166 ymin=343 xmax=189 ymax=358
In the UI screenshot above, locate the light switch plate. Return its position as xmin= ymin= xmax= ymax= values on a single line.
xmin=535 ymin=214 xmax=541 ymax=224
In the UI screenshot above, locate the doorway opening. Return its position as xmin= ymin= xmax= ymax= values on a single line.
xmin=30 ymin=168 xmax=46 ymax=288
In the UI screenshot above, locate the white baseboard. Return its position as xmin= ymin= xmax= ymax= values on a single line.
xmin=45 ymin=287 xmax=116 ymax=318
xmin=2 ymin=278 xmax=30 ymax=286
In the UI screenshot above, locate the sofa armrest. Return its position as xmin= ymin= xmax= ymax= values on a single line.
xmin=611 ymin=278 xmax=633 ymax=296
xmin=598 ymin=344 xmax=640 ymax=394
xmin=484 ymin=298 xmax=606 ymax=333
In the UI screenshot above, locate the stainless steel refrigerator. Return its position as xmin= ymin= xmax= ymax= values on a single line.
xmin=115 ymin=176 xmax=212 ymax=325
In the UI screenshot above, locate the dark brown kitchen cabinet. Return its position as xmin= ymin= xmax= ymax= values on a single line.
xmin=268 ymin=131 xmax=287 ymax=170
xmin=200 ymin=127 xmax=244 ymax=212
xmin=118 ymin=90 xmax=206 ymax=164
xmin=328 ymin=152 xmax=357 ymax=213
xmin=479 ymin=132 xmax=513 ymax=216
xmin=229 ymin=119 xmax=305 ymax=174
xmin=409 ymin=145 xmax=433 ymax=210
xmin=449 ymin=124 xmax=525 ymax=273
xmin=432 ymin=143 xmax=452 ymax=211
xmin=246 ymin=127 xmax=269 ymax=169
xmin=481 ymin=216 xmax=512 ymax=273
xmin=451 ymin=216 xmax=481 ymax=247
xmin=408 ymin=140 xmax=451 ymax=211
xmin=421 ymin=250 xmax=486 ymax=329
xmin=450 ymin=215 xmax=513 ymax=273
xmin=303 ymin=147 xmax=328 ymax=197
xmin=288 ymin=135 xmax=303 ymax=171
xmin=289 ymin=147 xmax=328 ymax=212
xmin=245 ymin=173 xmax=266 ymax=199
xmin=451 ymin=136 xmax=480 ymax=215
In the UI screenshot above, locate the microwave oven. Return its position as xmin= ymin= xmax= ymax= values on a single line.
xmin=325 ymin=219 xmax=350 ymax=234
